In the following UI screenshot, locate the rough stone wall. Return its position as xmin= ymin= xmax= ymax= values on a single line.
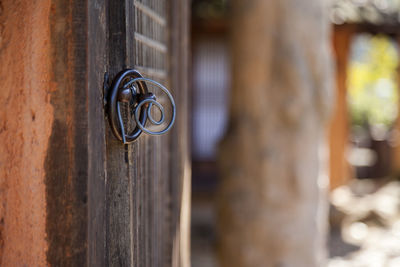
xmin=0 ymin=1 xmax=52 ymax=265
xmin=217 ymin=0 xmax=334 ymax=266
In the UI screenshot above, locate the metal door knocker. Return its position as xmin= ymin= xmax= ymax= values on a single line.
xmin=106 ymin=69 xmax=176 ymax=144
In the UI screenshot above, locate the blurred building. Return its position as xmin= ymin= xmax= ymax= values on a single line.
xmin=191 ymin=0 xmax=230 ymax=193
xmin=191 ymin=1 xmax=229 ymax=266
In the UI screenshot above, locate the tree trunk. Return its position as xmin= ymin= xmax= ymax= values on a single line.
xmin=217 ymin=1 xmax=334 ymax=267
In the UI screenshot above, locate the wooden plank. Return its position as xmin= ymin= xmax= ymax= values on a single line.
xmin=102 ymin=1 xmax=189 ymax=266
xmin=129 ymin=0 xmax=172 ymax=266
xmin=105 ymin=0 xmax=132 ymax=266
xmin=88 ymin=0 xmax=107 ymax=266
xmin=157 ymin=4 xmax=172 ymax=264
xmin=44 ymin=0 xmax=91 ymax=265
xmin=125 ymin=2 xmax=141 ymax=267
xmin=168 ymin=0 xmax=191 ymax=266
xmin=30 ymin=0 xmax=109 ymax=265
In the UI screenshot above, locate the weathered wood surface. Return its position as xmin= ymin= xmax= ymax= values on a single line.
xmin=169 ymin=0 xmax=191 ymax=266
xmin=0 ymin=0 xmax=189 ymax=266
xmin=105 ymin=0 xmax=190 ymax=266
xmin=45 ymin=0 xmax=91 ymax=265
xmin=0 ymin=0 xmax=107 ymax=265
xmin=218 ymin=1 xmax=334 ymax=266
xmin=87 ymin=0 xmax=108 ymax=266
xmin=105 ymin=0 xmax=133 ymax=266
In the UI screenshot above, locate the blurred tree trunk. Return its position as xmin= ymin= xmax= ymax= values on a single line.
xmin=217 ymin=1 xmax=334 ymax=267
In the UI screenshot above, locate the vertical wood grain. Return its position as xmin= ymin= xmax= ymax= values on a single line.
xmin=169 ymin=0 xmax=191 ymax=266
xmin=88 ymin=0 xmax=107 ymax=266
xmin=105 ymin=0 xmax=133 ymax=266
xmin=102 ymin=1 xmax=189 ymax=266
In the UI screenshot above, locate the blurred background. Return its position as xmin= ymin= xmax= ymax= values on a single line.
xmin=190 ymin=0 xmax=400 ymax=266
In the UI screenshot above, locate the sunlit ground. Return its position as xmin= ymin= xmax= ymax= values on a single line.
xmin=328 ymin=178 xmax=400 ymax=267
xmin=191 ymin=178 xmax=400 ymax=267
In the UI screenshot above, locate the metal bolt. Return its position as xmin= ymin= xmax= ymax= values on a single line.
xmin=118 ymin=88 xmax=133 ymax=102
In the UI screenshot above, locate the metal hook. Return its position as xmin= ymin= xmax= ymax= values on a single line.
xmin=107 ymin=69 xmax=176 ymax=144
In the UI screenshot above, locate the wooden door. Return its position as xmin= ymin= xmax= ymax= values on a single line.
xmin=88 ymin=0 xmax=190 ymax=266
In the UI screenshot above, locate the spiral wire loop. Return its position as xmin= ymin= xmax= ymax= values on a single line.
xmin=127 ymin=77 xmax=176 ymax=136
xmin=108 ymin=69 xmax=176 ymax=144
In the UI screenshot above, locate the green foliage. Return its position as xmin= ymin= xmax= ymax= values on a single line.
xmin=347 ymin=34 xmax=399 ymax=127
